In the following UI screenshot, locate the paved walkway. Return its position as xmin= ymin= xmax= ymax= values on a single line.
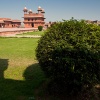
xmin=0 ymin=28 xmax=41 ymax=38
xmin=0 ymin=28 xmax=37 ymax=32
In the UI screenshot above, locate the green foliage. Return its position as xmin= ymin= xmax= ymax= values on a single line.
xmin=36 ymin=19 xmax=100 ymax=93
xmin=38 ymin=26 xmax=43 ymax=31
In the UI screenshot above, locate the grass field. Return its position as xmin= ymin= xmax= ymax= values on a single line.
xmin=17 ymin=31 xmax=44 ymax=36
xmin=0 ymin=38 xmax=46 ymax=100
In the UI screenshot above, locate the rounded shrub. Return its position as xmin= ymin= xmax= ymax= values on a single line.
xmin=36 ymin=19 xmax=100 ymax=93
xmin=38 ymin=26 xmax=43 ymax=31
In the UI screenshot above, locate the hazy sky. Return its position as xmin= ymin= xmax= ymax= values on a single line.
xmin=0 ymin=0 xmax=100 ymax=22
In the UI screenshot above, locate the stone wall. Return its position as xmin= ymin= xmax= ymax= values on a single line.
xmin=0 ymin=28 xmax=38 ymax=36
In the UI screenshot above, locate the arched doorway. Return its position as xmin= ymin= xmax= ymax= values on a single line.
xmin=31 ymin=23 xmax=34 ymax=27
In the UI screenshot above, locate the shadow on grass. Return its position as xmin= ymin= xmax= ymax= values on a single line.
xmin=0 ymin=63 xmax=46 ymax=100
xmin=0 ymin=59 xmax=8 ymax=79
xmin=0 ymin=60 xmax=99 ymax=100
xmin=23 ymin=63 xmax=46 ymax=86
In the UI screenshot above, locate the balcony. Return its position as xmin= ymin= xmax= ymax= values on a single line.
xmin=23 ymin=20 xmax=45 ymax=23
xmin=23 ymin=13 xmax=44 ymax=18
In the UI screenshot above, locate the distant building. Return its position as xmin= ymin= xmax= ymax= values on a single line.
xmin=23 ymin=6 xmax=46 ymax=28
xmin=86 ymin=20 xmax=100 ymax=26
xmin=45 ymin=21 xmax=56 ymax=29
xmin=0 ymin=18 xmax=21 ymax=28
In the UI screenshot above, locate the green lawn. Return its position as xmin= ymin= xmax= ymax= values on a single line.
xmin=0 ymin=38 xmax=46 ymax=100
xmin=17 ymin=31 xmax=45 ymax=36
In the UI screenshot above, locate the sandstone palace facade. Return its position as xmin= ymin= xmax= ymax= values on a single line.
xmin=23 ymin=6 xmax=45 ymax=28
xmin=0 ymin=18 xmax=21 ymax=28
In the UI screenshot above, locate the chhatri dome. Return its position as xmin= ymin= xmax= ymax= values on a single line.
xmin=23 ymin=7 xmax=28 ymax=13
xmin=41 ymin=9 xmax=45 ymax=13
xmin=37 ymin=6 xmax=42 ymax=11
xmin=29 ymin=9 xmax=32 ymax=14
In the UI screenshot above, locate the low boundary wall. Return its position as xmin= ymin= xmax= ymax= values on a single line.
xmin=0 ymin=28 xmax=38 ymax=36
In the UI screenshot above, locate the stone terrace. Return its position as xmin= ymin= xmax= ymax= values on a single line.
xmin=0 ymin=28 xmax=37 ymax=36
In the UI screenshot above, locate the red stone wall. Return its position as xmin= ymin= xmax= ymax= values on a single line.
xmin=24 ymin=22 xmax=45 ymax=28
xmin=23 ymin=12 xmax=45 ymax=28
xmin=0 ymin=18 xmax=21 ymax=28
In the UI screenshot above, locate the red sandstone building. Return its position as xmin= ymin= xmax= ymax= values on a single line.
xmin=86 ymin=20 xmax=100 ymax=26
xmin=0 ymin=18 xmax=21 ymax=28
xmin=23 ymin=6 xmax=45 ymax=28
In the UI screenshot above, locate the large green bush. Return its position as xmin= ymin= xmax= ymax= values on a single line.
xmin=36 ymin=19 xmax=100 ymax=93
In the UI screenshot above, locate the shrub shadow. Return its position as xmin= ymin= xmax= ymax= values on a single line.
xmin=0 ymin=63 xmax=46 ymax=100
xmin=0 ymin=79 xmax=29 ymax=100
xmin=23 ymin=63 xmax=46 ymax=88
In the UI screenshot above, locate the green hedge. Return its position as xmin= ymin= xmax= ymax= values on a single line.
xmin=36 ymin=19 xmax=100 ymax=93
xmin=38 ymin=26 xmax=43 ymax=31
